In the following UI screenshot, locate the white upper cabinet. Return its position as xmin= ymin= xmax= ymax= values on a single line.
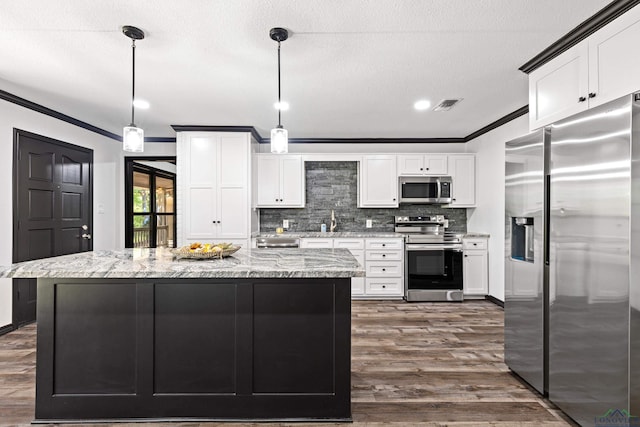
xmin=397 ymin=154 xmax=448 ymax=176
xmin=358 ymin=155 xmax=398 ymax=208
xmin=529 ymin=5 xmax=640 ymax=130
xmin=588 ymin=5 xmax=640 ymax=108
xmin=255 ymin=154 xmax=305 ymax=207
xmin=528 ymin=43 xmax=589 ymax=130
xmin=178 ymin=132 xmax=251 ymax=244
xmin=445 ymin=154 xmax=476 ymax=207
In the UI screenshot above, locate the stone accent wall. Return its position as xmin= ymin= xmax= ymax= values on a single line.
xmin=259 ymin=161 xmax=467 ymax=233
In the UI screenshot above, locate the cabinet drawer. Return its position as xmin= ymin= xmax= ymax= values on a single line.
xmin=300 ymin=238 xmax=334 ymax=248
xmin=334 ymin=238 xmax=365 ymax=250
xmin=463 ymin=239 xmax=487 ymax=250
xmin=366 ymin=261 xmax=403 ymax=277
xmin=365 ymin=250 xmax=402 ymax=261
xmin=365 ymin=239 xmax=404 ymax=250
xmin=351 ymin=277 xmax=365 ymax=296
xmin=365 ymin=278 xmax=404 ymax=295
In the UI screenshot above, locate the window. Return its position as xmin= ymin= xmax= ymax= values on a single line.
xmin=125 ymin=158 xmax=176 ymax=248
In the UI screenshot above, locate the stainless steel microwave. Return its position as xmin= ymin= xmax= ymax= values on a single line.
xmin=398 ymin=176 xmax=452 ymax=204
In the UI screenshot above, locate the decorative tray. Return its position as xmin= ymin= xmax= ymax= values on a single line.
xmin=174 ymin=243 xmax=241 ymax=259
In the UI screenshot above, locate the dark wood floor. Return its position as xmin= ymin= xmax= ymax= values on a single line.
xmin=0 ymin=300 xmax=575 ymax=426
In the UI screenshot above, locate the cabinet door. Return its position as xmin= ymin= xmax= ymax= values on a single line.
xmin=217 ymin=135 xmax=249 ymax=239
xmin=463 ymin=250 xmax=488 ymax=295
xmin=588 ymin=5 xmax=640 ymax=108
xmin=184 ymin=135 xmax=218 ymax=239
xmin=446 ymin=154 xmax=476 ymax=207
xmin=423 ymin=155 xmax=448 ymax=175
xmin=528 ymin=43 xmax=588 ymax=130
xmin=256 ymin=155 xmax=282 ymax=207
xmin=397 ymin=155 xmax=424 ymax=175
xmin=359 ymin=155 xmax=398 ymax=207
xmin=280 ymin=155 xmax=305 ymax=207
xmin=218 ymin=187 xmax=248 ymax=239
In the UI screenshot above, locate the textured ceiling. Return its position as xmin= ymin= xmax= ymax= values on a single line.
xmin=0 ymin=0 xmax=611 ymax=140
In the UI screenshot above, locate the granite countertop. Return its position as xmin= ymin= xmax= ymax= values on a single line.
xmin=255 ymin=231 xmax=404 ymax=238
xmin=0 ymin=247 xmax=365 ymax=279
xmin=464 ymin=233 xmax=490 ymax=238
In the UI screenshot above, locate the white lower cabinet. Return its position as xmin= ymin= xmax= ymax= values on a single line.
xmin=362 ymin=238 xmax=404 ymax=299
xmin=463 ymin=237 xmax=489 ymax=297
xmin=299 ymin=237 xmax=404 ymax=299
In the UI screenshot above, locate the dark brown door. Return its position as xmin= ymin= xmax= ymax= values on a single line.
xmin=13 ymin=129 xmax=93 ymax=326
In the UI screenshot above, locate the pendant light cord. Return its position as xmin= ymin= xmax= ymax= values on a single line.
xmin=277 ymin=40 xmax=282 ymax=127
xmin=131 ymin=39 xmax=136 ymax=126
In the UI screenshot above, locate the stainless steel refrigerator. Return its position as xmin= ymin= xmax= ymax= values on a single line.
xmin=505 ymin=92 xmax=640 ymax=426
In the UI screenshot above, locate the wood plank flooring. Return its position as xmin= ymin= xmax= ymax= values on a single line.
xmin=0 ymin=300 xmax=575 ymax=426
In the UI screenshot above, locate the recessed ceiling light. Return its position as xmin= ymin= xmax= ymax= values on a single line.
xmin=274 ymin=101 xmax=289 ymax=111
xmin=133 ymin=99 xmax=150 ymax=109
xmin=414 ymin=100 xmax=431 ymax=111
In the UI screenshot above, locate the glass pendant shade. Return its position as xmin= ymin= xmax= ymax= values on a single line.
xmin=123 ymin=125 xmax=144 ymax=152
xmin=270 ymin=126 xmax=288 ymax=154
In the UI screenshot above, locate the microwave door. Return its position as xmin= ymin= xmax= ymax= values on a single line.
xmin=401 ymin=182 xmax=439 ymax=203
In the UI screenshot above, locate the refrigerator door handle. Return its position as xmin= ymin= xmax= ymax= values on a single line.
xmin=544 ymin=174 xmax=550 ymax=266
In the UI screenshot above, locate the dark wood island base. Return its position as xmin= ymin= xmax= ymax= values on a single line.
xmin=35 ymin=277 xmax=352 ymax=422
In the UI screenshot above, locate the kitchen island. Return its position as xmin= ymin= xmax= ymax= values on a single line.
xmin=1 ymin=247 xmax=363 ymax=423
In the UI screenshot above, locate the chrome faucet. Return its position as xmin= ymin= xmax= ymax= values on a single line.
xmin=330 ymin=210 xmax=337 ymax=232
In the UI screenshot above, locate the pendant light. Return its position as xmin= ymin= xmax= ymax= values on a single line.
xmin=122 ymin=26 xmax=145 ymax=152
xmin=270 ymin=27 xmax=289 ymax=154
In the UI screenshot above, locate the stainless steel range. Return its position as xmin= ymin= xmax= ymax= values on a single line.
xmin=396 ymin=215 xmax=464 ymax=302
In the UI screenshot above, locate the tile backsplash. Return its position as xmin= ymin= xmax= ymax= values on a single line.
xmin=259 ymin=161 xmax=467 ymax=233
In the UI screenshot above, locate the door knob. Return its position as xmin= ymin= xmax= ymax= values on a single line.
xmin=82 ymin=224 xmax=89 ymax=230
xmin=82 ymin=233 xmax=92 ymax=240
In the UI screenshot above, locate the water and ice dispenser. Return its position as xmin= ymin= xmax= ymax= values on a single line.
xmin=511 ymin=217 xmax=534 ymax=262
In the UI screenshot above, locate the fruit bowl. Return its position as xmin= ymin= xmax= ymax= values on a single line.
xmin=173 ymin=243 xmax=241 ymax=259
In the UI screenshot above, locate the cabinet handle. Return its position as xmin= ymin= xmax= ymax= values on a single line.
xmin=420 ymin=168 xmax=423 ymax=171
xmin=382 ymin=254 xmax=386 ymax=257
xmin=426 ymin=167 xmax=430 ymax=170
xmin=392 ymin=198 xmax=396 ymax=201
xmin=464 ymin=254 xmax=468 ymax=257
xmin=217 ymin=221 xmax=221 ymax=224
xmin=588 ymin=92 xmax=597 ymax=98
xmin=382 ymin=285 xmax=386 ymax=289
xmin=275 ymin=198 xmax=278 ymax=202
xmin=382 ymin=244 xmax=386 ymax=247
xmin=578 ymin=96 xmax=587 ymax=102
xmin=473 ymin=243 xmax=477 ymax=246
xmin=382 ymin=268 xmax=386 ymax=272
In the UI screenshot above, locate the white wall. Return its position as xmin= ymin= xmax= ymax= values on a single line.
xmin=466 ymin=114 xmax=529 ymax=301
xmin=0 ymin=100 xmax=176 ymax=328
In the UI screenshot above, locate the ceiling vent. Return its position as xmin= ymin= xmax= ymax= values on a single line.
xmin=433 ymin=98 xmax=463 ymax=111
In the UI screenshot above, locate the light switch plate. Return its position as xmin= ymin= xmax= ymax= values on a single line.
xmin=366 ymin=219 xmax=372 ymax=228
xmin=283 ymin=219 xmax=289 ymax=229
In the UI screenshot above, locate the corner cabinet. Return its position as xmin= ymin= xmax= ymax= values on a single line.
xmin=176 ymin=132 xmax=255 ymax=248
xmin=462 ymin=237 xmax=488 ymax=297
xmin=528 ymin=5 xmax=640 ymax=130
xmin=358 ymin=155 xmax=398 ymax=208
xmin=255 ymin=154 xmax=305 ymax=208
xmin=445 ymin=154 xmax=476 ymax=207
xmin=397 ymin=154 xmax=448 ymax=176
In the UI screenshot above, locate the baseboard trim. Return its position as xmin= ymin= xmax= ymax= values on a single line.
xmin=485 ymin=295 xmax=504 ymax=308
xmin=0 ymin=324 xmax=16 ymax=337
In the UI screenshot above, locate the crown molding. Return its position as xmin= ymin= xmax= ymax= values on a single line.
xmin=519 ymin=0 xmax=640 ymax=74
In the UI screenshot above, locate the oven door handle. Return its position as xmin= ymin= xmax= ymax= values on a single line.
xmin=406 ymin=245 xmax=462 ymax=251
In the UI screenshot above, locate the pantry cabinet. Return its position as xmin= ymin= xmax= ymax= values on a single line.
xmin=358 ymin=155 xmax=398 ymax=208
xmin=255 ymin=154 xmax=305 ymax=207
xmin=445 ymin=154 xmax=476 ymax=207
xmin=528 ymin=5 xmax=640 ymax=130
xmin=397 ymin=154 xmax=448 ymax=176
xmin=177 ymin=132 xmax=254 ymax=248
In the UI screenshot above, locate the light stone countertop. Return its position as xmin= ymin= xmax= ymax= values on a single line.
xmin=256 ymin=231 xmax=403 ymax=238
xmin=0 ymin=247 xmax=365 ymax=279
xmin=464 ymin=233 xmax=490 ymax=238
